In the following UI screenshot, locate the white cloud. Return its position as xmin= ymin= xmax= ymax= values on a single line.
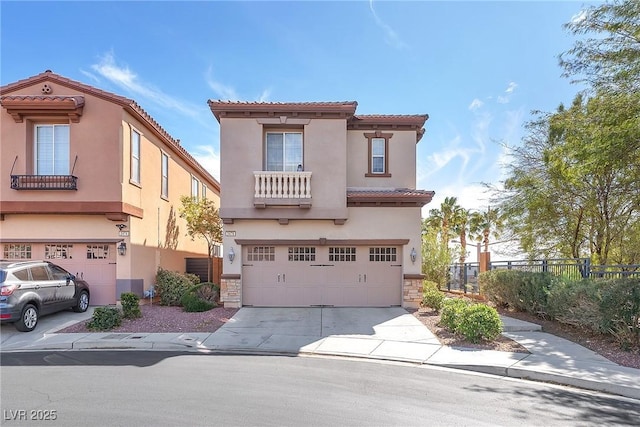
xmin=497 ymin=81 xmax=518 ymax=104
xmin=369 ymin=0 xmax=408 ymax=50
xmin=91 ymin=51 xmax=200 ymax=118
xmin=257 ymin=88 xmax=272 ymax=102
xmin=205 ymin=66 xmax=240 ymax=100
xmin=468 ymin=98 xmax=484 ymax=111
xmin=191 ymin=145 xmax=221 ymax=181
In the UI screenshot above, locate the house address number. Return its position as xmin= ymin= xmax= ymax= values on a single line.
xmin=225 ymin=231 xmax=236 ymax=237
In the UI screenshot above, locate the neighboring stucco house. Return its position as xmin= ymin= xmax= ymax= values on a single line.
xmin=0 ymin=70 xmax=221 ymax=305
xmin=208 ymin=100 xmax=433 ymax=309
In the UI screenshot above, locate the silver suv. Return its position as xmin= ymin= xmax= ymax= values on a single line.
xmin=0 ymin=260 xmax=90 ymax=332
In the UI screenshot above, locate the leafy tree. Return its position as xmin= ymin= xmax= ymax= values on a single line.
xmin=179 ymin=196 xmax=223 ymax=282
xmin=498 ymin=91 xmax=640 ymax=265
xmin=420 ymin=222 xmax=454 ymax=288
xmin=560 ymin=0 xmax=640 ymax=93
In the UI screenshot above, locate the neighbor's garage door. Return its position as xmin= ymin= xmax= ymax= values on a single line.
xmin=40 ymin=243 xmax=117 ymax=306
xmin=242 ymin=245 xmax=402 ymax=307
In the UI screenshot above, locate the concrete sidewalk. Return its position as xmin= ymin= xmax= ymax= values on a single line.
xmin=1 ymin=307 xmax=639 ymax=400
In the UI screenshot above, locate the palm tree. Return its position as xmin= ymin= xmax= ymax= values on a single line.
xmin=470 ymin=206 xmax=505 ymax=253
xmin=452 ymin=207 xmax=471 ymax=264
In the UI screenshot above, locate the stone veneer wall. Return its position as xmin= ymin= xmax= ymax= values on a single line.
xmin=403 ymin=275 xmax=424 ymax=308
xmin=220 ymin=274 xmax=241 ymax=308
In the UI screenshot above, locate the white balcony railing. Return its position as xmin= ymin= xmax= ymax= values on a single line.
xmin=254 ymin=171 xmax=312 ymax=199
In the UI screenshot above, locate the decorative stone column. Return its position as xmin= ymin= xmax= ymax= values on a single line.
xmin=220 ymin=274 xmax=241 ymax=308
xmin=403 ymin=274 xmax=425 ymax=308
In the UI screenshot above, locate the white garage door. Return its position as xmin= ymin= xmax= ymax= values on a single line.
xmin=242 ymin=245 xmax=402 ymax=307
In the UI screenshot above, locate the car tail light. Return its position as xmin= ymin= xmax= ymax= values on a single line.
xmin=0 ymin=285 xmax=18 ymax=296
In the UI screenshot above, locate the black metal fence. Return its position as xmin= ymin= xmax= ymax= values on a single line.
xmin=446 ymin=258 xmax=640 ymax=293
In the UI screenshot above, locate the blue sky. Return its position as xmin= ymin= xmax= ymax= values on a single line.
xmin=1 ymin=0 xmax=597 ymax=216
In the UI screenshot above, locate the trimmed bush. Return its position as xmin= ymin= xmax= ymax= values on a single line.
xmin=479 ymin=270 xmax=555 ymax=316
xmin=597 ymin=278 xmax=640 ymax=349
xmin=120 ymin=292 xmax=141 ymax=319
xmin=456 ymin=304 xmax=503 ymax=343
xmin=87 ymin=306 xmax=122 ymax=331
xmin=156 ymin=268 xmax=200 ymax=306
xmin=546 ymin=278 xmax=602 ymax=330
xmin=422 ymin=287 xmax=445 ymax=312
xmin=439 ymin=298 xmax=470 ymax=331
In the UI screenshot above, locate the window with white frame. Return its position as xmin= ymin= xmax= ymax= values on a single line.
xmin=266 ymin=132 xmax=303 ymax=172
xmin=202 ymin=184 xmax=207 ymax=200
xmin=35 ymin=124 xmax=70 ymax=175
xmin=365 ymin=132 xmax=392 ymax=177
xmin=191 ymin=176 xmax=200 ymax=200
xmin=131 ymin=129 xmax=141 ymax=183
xmin=3 ymin=244 xmax=32 ymax=259
xmin=161 ymin=152 xmax=169 ymax=198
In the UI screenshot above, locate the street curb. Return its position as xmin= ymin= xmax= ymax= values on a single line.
xmin=2 ymin=341 xmax=638 ymax=400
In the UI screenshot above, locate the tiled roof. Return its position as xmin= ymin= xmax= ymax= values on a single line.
xmin=0 ymin=95 xmax=85 ymax=107
xmin=347 ymin=188 xmax=435 ymax=207
xmin=208 ymin=100 xmax=358 ymax=121
xmin=1 ymin=71 xmax=219 ymax=191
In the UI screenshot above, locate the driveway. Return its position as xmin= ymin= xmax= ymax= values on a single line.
xmin=1 ymin=307 xmax=96 ymax=349
xmin=201 ymin=307 xmax=441 ymax=357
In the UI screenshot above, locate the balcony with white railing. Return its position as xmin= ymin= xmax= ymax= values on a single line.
xmin=253 ymin=171 xmax=312 ymax=208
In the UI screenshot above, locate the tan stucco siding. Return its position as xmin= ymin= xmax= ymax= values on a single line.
xmin=219 ymin=117 xmax=348 ymax=220
xmin=347 ymin=129 xmax=417 ymax=189
xmin=1 ymin=87 xmax=125 ymax=203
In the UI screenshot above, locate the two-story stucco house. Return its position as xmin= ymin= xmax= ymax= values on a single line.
xmin=209 ymin=101 xmax=433 ymax=309
xmin=0 ymin=71 xmax=221 ymax=305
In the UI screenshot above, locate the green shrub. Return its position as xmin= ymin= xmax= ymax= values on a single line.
xmin=546 ymin=278 xmax=602 ymax=330
xmin=180 ymin=282 xmax=219 ymax=312
xmin=439 ymin=298 xmax=470 ymax=331
xmin=181 ymin=292 xmax=216 ymax=312
xmin=155 ymin=268 xmax=199 ymax=306
xmin=194 ymin=282 xmax=220 ymax=303
xmin=456 ymin=304 xmax=503 ymax=343
xmin=598 ymin=278 xmax=640 ymax=348
xmin=422 ymin=287 xmax=445 ymax=312
xmin=120 ymin=292 xmax=142 ymax=319
xmin=480 ymin=270 xmax=555 ymax=315
xmin=423 ymin=280 xmax=440 ymax=292
xmin=87 ymin=306 xmax=122 ymax=331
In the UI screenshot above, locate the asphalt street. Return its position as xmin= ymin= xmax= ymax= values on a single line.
xmin=2 ymin=351 xmax=639 ymax=426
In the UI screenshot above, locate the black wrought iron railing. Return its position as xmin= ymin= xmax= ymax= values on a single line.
xmin=10 ymin=174 xmax=78 ymax=190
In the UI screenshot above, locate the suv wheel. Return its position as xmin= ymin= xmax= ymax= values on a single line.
xmin=73 ymin=290 xmax=90 ymax=313
xmin=16 ymin=304 xmax=38 ymax=332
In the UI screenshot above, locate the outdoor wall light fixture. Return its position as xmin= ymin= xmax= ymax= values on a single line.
xmin=410 ymin=247 xmax=417 ymax=264
xmin=228 ymin=247 xmax=235 ymax=263
xmin=117 ymin=242 xmax=127 ymax=256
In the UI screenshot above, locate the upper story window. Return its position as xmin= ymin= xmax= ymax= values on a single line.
xmin=266 ymin=132 xmax=303 ymax=172
xmin=202 ymin=184 xmax=207 ymax=200
xmin=35 ymin=124 xmax=69 ymax=175
xmin=364 ymin=132 xmax=392 ymax=177
xmin=161 ymin=152 xmax=169 ymax=198
xmin=131 ymin=129 xmax=141 ymax=184
xmin=191 ymin=176 xmax=200 ymax=200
